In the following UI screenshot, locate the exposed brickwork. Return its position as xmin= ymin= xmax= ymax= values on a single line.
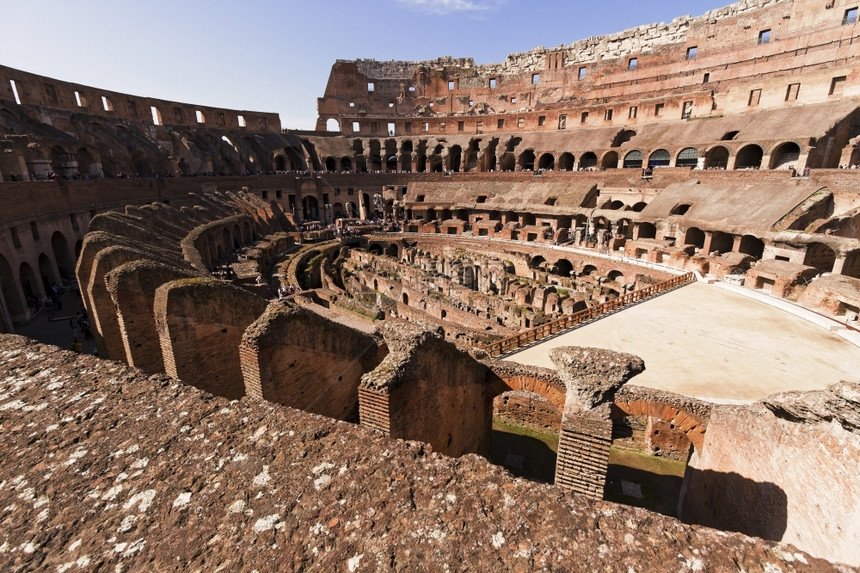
xmin=555 ymin=412 xmax=614 ymax=499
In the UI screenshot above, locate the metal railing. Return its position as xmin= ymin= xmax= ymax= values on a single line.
xmin=480 ymin=272 xmax=696 ymax=358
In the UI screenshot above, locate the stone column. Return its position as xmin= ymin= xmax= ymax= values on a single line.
xmin=551 ymin=346 xmax=645 ymax=499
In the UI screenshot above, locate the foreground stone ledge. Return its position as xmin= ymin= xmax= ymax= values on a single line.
xmin=0 ymin=335 xmax=844 ymax=572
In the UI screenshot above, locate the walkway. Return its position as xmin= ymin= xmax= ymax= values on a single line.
xmin=506 ymin=281 xmax=860 ymax=403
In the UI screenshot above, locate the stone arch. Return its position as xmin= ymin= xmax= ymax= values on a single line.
xmin=38 ymin=253 xmax=56 ymax=293
xmin=518 ymin=149 xmax=536 ymax=171
xmin=326 ymin=118 xmax=340 ymax=132
xmin=340 ymin=157 xmax=353 ymax=171
xmin=553 ymin=259 xmax=573 ymax=277
xmin=611 ymin=399 xmax=707 ymax=452
xmin=368 ymin=243 xmax=383 ymax=256
xmin=648 ymin=149 xmax=670 ymax=167
xmin=607 ymin=270 xmax=625 ymax=284
xmin=51 ymin=231 xmax=75 ymax=279
xmin=19 ymin=261 xmax=41 ymax=302
xmin=623 ymin=150 xmax=643 ymax=169
xmin=581 ymin=264 xmax=597 ymax=276
xmin=385 ymin=244 xmax=399 ymax=258
xmin=842 ymin=251 xmax=860 ymax=279
xmin=739 ymin=235 xmax=765 ymax=259
xmin=684 ymin=227 xmax=705 ymax=249
xmin=449 ymin=145 xmax=462 ymax=172
xmin=558 ymin=152 xmax=575 ymax=171
xmin=601 ymin=151 xmax=618 ymax=169
xmin=0 ymin=254 xmax=25 ymax=319
xmin=676 ymin=147 xmax=699 ymax=168
xmin=497 ymin=376 xmax=566 ymax=411
xmin=735 ymin=144 xmax=763 ymax=169
xmin=538 ymin=153 xmax=555 ymax=170
xmin=709 ymin=231 xmax=733 ymax=255
xmin=580 ymin=152 xmax=598 ymax=169
xmin=302 ymin=196 xmax=319 ymax=221
xmin=638 ymin=222 xmax=657 ymax=239
xmin=803 ymin=242 xmax=836 ymax=273
xmin=769 ymin=141 xmax=801 ymax=170
xmin=704 ymin=146 xmax=729 ymax=169
xmin=325 ymin=157 xmax=337 ymax=171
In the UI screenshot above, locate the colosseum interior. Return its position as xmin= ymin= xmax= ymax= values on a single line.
xmin=1 ymin=0 xmax=859 ymax=570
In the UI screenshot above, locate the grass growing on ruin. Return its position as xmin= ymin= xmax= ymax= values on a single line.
xmin=608 ymin=446 xmax=686 ymax=477
xmin=492 ymin=419 xmax=559 ymax=451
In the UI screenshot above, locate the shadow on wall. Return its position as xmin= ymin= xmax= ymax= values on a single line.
xmin=679 ymin=469 xmax=788 ymax=541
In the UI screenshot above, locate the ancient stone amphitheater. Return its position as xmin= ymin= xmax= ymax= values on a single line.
xmin=1 ymin=0 xmax=859 ymax=570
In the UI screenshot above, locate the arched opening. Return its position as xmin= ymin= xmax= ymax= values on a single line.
xmin=326 ymin=118 xmax=340 ymax=132
xmin=51 ymin=231 xmax=75 ymax=280
xmin=803 ymin=242 xmax=836 ymax=273
xmin=553 ymin=259 xmax=573 ymax=277
xmin=518 ymin=149 xmax=536 ymax=171
xmin=222 ymin=228 xmax=232 ymax=254
xmin=623 ymin=150 xmax=643 ymax=169
xmin=580 ymin=152 xmax=598 ymax=170
xmin=325 ymin=157 xmax=336 ymax=171
xmin=601 ymin=151 xmax=619 ymax=169
xmin=77 ymin=147 xmax=98 ymax=178
xmin=648 ymin=149 xmax=670 ymax=168
xmin=38 ymin=253 xmax=56 ymax=294
xmin=449 ymin=145 xmax=462 ymax=172
xmin=709 ymin=231 xmax=733 ymax=255
xmin=704 ymin=146 xmax=729 ymax=169
xmin=369 ymin=244 xmax=383 ymax=256
xmin=581 ymin=264 xmax=597 ymax=276
xmin=607 ymin=270 xmax=625 ymax=284
xmin=499 ymin=153 xmax=516 ymax=171
xmin=684 ymin=227 xmax=705 ymax=249
xmin=402 ymin=292 xmax=409 ymax=305
xmin=638 ymin=222 xmax=657 ymax=239
xmin=386 ymin=244 xmax=399 ymax=258
xmin=769 ymin=142 xmax=801 ymax=170
xmin=19 ymin=261 xmax=41 ymax=304
xmin=739 ymin=235 xmax=765 ymax=259
xmin=632 ymin=202 xmax=647 ymax=213
xmin=842 ymin=251 xmax=860 ymax=279
xmin=676 ymin=147 xmax=699 ymax=168
xmin=302 ymin=196 xmax=320 ymax=221
xmin=401 ymin=141 xmax=414 ymax=172
xmin=491 ymin=388 xmax=561 ymax=483
xmin=558 ymin=152 xmax=575 ymax=171
xmin=734 ymin=145 xmax=763 ymax=169
xmin=530 ymin=256 xmax=546 ymax=269
xmin=538 ymin=153 xmax=555 ymax=170
xmin=0 ymin=255 xmax=25 ymax=319
xmin=340 ymin=157 xmax=353 ymax=172
xmin=386 ymin=154 xmax=398 ymax=171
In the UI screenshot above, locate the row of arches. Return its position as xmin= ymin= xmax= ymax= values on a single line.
xmin=318 ymin=140 xmax=804 ymax=173
xmin=0 ymin=230 xmax=80 ymax=322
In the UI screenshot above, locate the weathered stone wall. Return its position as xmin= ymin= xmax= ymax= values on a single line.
xmin=679 ymin=382 xmax=860 ymax=567
xmin=0 ymin=64 xmax=280 ymax=132
xmin=0 ymin=335 xmax=837 ymax=571
xmin=154 ymin=278 xmax=269 ymax=399
xmin=240 ymin=303 xmax=383 ymax=420
xmin=359 ymin=322 xmax=493 ymax=458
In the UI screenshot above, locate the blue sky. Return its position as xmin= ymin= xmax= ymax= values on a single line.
xmin=2 ymin=0 xmax=729 ymax=130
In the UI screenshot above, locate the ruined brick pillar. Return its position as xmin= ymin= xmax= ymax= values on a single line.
xmin=358 ymin=322 xmax=491 ymax=458
xmin=550 ymin=346 xmax=645 ymax=499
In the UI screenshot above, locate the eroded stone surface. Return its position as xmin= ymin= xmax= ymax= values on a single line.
xmin=550 ymin=346 xmax=646 ymax=413
xmin=763 ymin=380 xmax=860 ymax=431
xmin=0 ymin=335 xmax=841 ymax=572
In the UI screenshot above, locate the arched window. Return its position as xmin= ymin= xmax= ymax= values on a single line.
xmin=623 ymin=150 xmax=643 ymax=169
xmin=648 ymin=149 xmax=670 ymax=167
xmin=676 ymin=147 xmax=699 ymax=168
